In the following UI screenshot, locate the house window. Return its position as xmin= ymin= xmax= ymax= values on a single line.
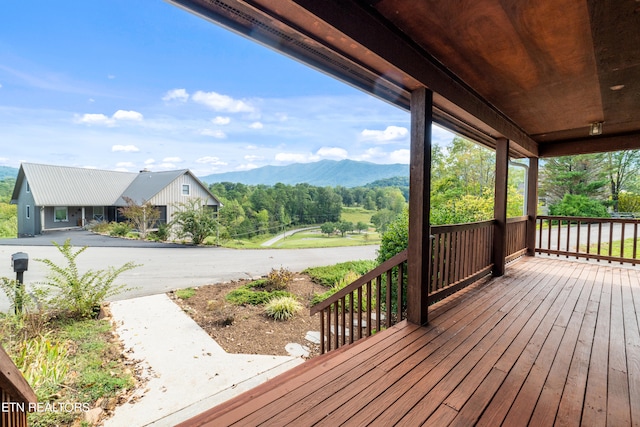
xmin=182 ymin=184 xmax=190 ymax=195
xmin=26 ymin=205 xmax=30 ymax=219
xmin=26 ymin=182 xmax=30 ymax=193
xmin=93 ymin=206 xmax=104 ymax=221
xmin=54 ymin=206 xmax=68 ymax=222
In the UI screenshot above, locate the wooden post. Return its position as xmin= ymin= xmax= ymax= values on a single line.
xmin=493 ymin=138 xmax=509 ymax=276
xmin=526 ymin=157 xmax=539 ymax=256
xmin=407 ymin=87 xmax=432 ymax=325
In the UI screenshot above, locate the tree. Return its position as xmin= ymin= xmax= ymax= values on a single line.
xmin=118 ymin=197 xmax=161 ymax=239
xmin=540 ymin=154 xmax=607 ymax=204
xmin=171 ymin=198 xmax=218 ymax=245
xmin=320 ymin=222 xmax=335 ymax=236
xmin=337 ymin=221 xmax=354 ymax=237
xmin=605 ymin=150 xmax=640 ymax=212
xmin=355 ymin=221 xmax=368 ymax=233
xmin=371 ymin=209 xmax=398 ymax=233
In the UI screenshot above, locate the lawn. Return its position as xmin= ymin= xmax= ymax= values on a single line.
xmin=271 ymin=229 xmax=380 ymax=249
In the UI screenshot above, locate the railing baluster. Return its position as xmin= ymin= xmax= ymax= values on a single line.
xmin=340 ymin=296 xmax=346 ymax=346
xmin=357 ymin=287 xmax=363 ymax=340
xmin=333 ymin=302 xmax=339 ymax=350
xmin=366 ymin=280 xmax=372 ymax=336
xmin=376 ymin=276 xmax=382 ymax=333
xmin=565 ymin=218 xmax=571 ymax=258
xmin=386 ymin=269 xmax=392 ymax=328
xmin=397 ymin=262 xmax=404 ymax=321
xmin=634 ymin=223 xmax=638 ymax=266
xmin=325 ymin=308 xmax=331 ymax=352
xmin=597 ymin=222 xmax=602 ymax=261
xmin=586 ymin=222 xmax=592 ymax=259
xmin=575 ymin=220 xmax=581 ymax=259
xmin=319 ymin=310 xmax=325 ymax=355
xmin=608 ymin=220 xmax=614 ymax=263
xmin=349 ymin=291 xmax=354 ymax=344
xmin=620 ymin=220 xmax=626 ymax=263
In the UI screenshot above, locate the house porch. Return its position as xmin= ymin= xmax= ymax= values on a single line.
xmin=180 ymin=256 xmax=640 ymax=426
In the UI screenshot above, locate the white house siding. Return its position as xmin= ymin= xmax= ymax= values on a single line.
xmin=16 ymin=178 xmax=37 ymax=237
xmin=148 ymin=173 xmax=219 ymax=223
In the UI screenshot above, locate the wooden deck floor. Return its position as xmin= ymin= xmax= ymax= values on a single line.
xmin=180 ymin=257 xmax=640 ymax=426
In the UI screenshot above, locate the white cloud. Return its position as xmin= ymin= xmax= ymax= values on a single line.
xmin=359 ymin=147 xmax=409 ymax=164
xmin=200 ymin=129 xmax=226 ymax=138
xmin=75 ymin=109 xmax=143 ymax=126
xmin=244 ymin=154 xmax=263 ymax=162
xmin=246 ymin=145 xmax=258 ymax=150
xmin=275 ymin=152 xmax=309 ymax=163
xmin=116 ymin=161 xmax=135 ymax=168
xmin=196 ymin=156 xmax=227 ymax=166
xmin=144 ymin=158 xmax=155 ymax=165
xmin=212 ymin=116 xmax=230 ymax=125
xmin=192 ymin=90 xmax=255 ymax=113
xmin=236 ymin=163 xmax=258 ymax=171
xmin=76 ymin=113 xmax=113 ymax=126
xmin=315 ymin=146 xmax=348 ymax=160
xmin=107 ymin=74 xmax=116 ymax=80
xmin=162 ymin=88 xmax=189 ymax=102
xmin=249 ymin=121 xmax=263 ymax=129
xmin=163 ymin=157 xmax=183 ymax=163
xmin=112 ymin=144 xmax=139 ymax=152
xmin=112 ymin=110 xmax=143 ymax=121
xmin=360 ymin=125 xmax=408 ymax=143
xmin=158 ymin=162 xmax=176 ymax=169
xmin=0 ymin=83 xmax=3 ymax=89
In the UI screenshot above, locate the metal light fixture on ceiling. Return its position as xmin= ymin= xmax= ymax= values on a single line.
xmin=589 ymin=121 xmax=603 ymax=136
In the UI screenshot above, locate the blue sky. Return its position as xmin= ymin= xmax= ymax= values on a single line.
xmin=0 ymin=1 xmax=454 ymax=177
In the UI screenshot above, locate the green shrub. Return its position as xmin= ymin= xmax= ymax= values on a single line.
xmin=618 ymin=192 xmax=640 ymax=213
xmin=264 ymin=296 xmax=302 ymax=321
xmin=85 ymin=220 xmax=110 ymax=233
xmin=549 ymin=194 xmax=609 ymax=218
xmin=304 ymin=260 xmax=377 ymax=287
xmin=310 ymin=270 xmax=373 ymax=310
xmin=109 ymin=221 xmax=132 ymax=237
xmin=35 ymin=239 xmax=140 ymax=318
xmin=225 ymin=284 xmax=293 ymax=306
xmin=155 ymin=222 xmax=170 ymax=241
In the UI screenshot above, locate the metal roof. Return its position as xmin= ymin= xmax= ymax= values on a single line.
xmin=114 ymin=169 xmax=188 ymax=206
xmin=11 ymin=163 xmax=220 ymax=207
xmin=13 ymin=163 xmax=137 ymax=206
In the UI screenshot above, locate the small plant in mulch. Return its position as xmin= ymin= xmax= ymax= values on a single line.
xmin=174 ymin=287 xmax=196 ymax=300
xmin=264 ymin=296 xmax=303 ymax=321
xmin=265 ymin=267 xmax=294 ymax=291
xmin=206 ymin=299 xmax=235 ymax=326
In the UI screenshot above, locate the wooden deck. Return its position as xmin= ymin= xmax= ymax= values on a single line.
xmin=180 ymin=256 xmax=640 ymax=426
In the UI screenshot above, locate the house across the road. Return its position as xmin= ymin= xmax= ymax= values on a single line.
xmin=10 ymin=163 xmax=221 ymax=237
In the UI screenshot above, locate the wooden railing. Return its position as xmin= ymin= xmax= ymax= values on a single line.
xmin=536 ymin=215 xmax=640 ymax=264
xmin=506 ymin=215 xmax=529 ymax=262
xmin=1 ymin=345 xmax=37 ymax=427
xmin=429 ymin=220 xmax=494 ymax=302
xmin=310 ymin=249 xmax=407 ymax=354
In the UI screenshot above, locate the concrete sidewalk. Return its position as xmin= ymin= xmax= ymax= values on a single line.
xmin=104 ymin=294 xmax=304 ymax=426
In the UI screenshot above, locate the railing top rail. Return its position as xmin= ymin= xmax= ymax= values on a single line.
xmin=431 ymin=219 xmax=495 ymax=234
xmin=507 ymin=215 xmax=529 ymax=223
xmin=538 ymin=215 xmax=640 ymax=224
xmin=0 ymin=344 xmax=37 ymax=404
xmin=310 ymin=249 xmax=408 ymax=315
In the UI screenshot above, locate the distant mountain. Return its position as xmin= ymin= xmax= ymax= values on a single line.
xmin=200 ymin=159 xmax=409 ymax=187
xmin=0 ymin=166 xmax=18 ymax=180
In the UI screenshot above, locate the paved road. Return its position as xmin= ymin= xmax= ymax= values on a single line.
xmin=0 ymin=230 xmax=379 ymax=312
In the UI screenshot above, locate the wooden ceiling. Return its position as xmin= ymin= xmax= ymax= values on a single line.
xmin=168 ymin=0 xmax=640 ymax=158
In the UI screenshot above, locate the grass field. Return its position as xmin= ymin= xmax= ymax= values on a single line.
xmin=341 ymin=206 xmax=376 ymax=225
xmin=272 ymin=229 xmax=380 ymax=249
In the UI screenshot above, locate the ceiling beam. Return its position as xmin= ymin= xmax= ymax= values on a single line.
xmin=538 ymin=132 xmax=640 ymax=157
xmin=291 ymin=0 xmax=538 ymax=158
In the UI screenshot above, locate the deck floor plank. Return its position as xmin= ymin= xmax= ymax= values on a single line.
xmin=178 ymin=257 xmax=640 ymax=427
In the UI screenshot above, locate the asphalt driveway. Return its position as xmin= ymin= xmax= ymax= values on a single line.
xmin=0 ymin=229 xmax=379 ymax=312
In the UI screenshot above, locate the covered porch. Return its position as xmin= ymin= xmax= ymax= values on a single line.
xmin=181 ymin=256 xmax=640 ymax=425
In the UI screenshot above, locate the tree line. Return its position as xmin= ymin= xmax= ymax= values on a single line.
xmin=209 ymin=182 xmax=407 ymax=240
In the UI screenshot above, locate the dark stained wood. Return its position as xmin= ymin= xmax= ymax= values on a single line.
xmin=526 ymin=157 xmax=539 ymax=256
xmin=180 ymin=257 xmax=640 ymax=426
xmin=493 ymin=138 xmax=509 ymax=276
xmin=407 ymin=87 xmax=431 ymax=325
